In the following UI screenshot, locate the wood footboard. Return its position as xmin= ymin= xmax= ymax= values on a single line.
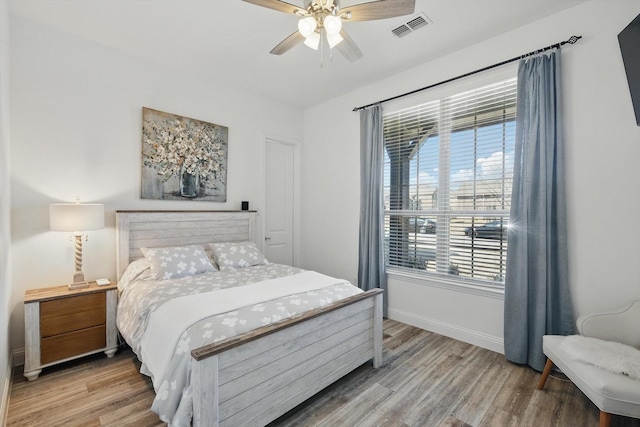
xmin=191 ymin=288 xmax=384 ymax=427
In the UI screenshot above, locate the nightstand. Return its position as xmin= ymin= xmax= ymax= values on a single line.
xmin=23 ymin=282 xmax=118 ymax=381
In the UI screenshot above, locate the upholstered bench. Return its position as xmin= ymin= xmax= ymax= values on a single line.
xmin=537 ymin=300 xmax=640 ymax=427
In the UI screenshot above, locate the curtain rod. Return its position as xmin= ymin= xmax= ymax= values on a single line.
xmin=352 ymin=35 xmax=582 ymax=112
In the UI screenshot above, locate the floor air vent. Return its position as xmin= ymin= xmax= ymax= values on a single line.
xmin=392 ymin=13 xmax=431 ymax=38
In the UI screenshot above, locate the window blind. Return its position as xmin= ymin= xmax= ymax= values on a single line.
xmin=383 ymin=77 xmax=517 ymax=285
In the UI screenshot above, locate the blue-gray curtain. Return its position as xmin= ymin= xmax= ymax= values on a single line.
xmin=504 ymin=50 xmax=574 ymax=372
xmin=358 ymin=104 xmax=387 ymax=316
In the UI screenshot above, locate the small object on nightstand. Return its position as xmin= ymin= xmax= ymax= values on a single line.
xmin=96 ymin=278 xmax=110 ymax=286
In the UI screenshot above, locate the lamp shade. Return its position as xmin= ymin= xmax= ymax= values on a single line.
xmin=326 ymin=32 xmax=343 ymax=48
xmin=304 ymin=31 xmax=320 ymax=50
xmin=323 ymin=15 xmax=342 ymax=36
xmin=50 ymin=203 xmax=104 ymax=232
xmin=297 ymin=16 xmax=317 ymax=38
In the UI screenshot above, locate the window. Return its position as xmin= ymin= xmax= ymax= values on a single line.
xmin=383 ymin=77 xmax=517 ymax=286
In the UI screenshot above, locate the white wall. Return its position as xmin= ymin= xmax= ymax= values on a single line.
xmin=0 ymin=0 xmax=12 ymax=419
xmin=301 ymin=0 xmax=640 ymax=352
xmin=8 ymin=16 xmax=303 ymax=355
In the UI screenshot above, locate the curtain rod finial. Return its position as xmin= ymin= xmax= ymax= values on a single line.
xmin=567 ymin=35 xmax=581 ymax=44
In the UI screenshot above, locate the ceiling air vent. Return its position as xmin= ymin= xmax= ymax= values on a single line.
xmin=391 ymin=13 xmax=431 ymax=38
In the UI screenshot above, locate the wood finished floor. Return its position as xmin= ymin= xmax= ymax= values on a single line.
xmin=7 ymin=319 xmax=640 ymax=427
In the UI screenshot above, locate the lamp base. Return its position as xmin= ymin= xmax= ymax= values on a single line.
xmin=69 ymin=272 xmax=88 ymax=290
xmin=68 ymin=281 xmax=89 ymax=290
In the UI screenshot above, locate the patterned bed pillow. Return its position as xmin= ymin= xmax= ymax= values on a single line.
xmin=209 ymin=241 xmax=269 ymax=271
xmin=141 ymin=245 xmax=217 ymax=280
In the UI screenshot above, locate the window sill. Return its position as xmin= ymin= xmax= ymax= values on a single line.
xmin=387 ymin=269 xmax=505 ymax=300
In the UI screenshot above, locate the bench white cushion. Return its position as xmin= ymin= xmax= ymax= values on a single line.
xmin=543 ymin=335 xmax=640 ymax=418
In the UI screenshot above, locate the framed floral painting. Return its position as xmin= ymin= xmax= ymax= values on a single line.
xmin=141 ymin=107 xmax=228 ymax=201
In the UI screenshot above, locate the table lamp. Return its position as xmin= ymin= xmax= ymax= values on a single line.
xmin=49 ymin=201 xmax=104 ymax=290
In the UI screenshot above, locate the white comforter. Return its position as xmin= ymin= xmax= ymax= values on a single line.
xmin=117 ymin=260 xmax=362 ymax=426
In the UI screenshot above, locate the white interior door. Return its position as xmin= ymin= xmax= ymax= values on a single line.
xmin=264 ymin=139 xmax=294 ymax=266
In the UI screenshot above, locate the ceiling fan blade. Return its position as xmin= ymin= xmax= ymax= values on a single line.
xmin=341 ymin=0 xmax=415 ymax=22
xmin=242 ymin=0 xmax=302 ymax=15
xmin=336 ymin=30 xmax=363 ymax=62
xmin=270 ymin=31 xmax=305 ymax=55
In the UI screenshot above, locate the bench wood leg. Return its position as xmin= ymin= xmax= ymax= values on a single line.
xmin=537 ymin=358 xmax=554 ymax=390
xmin=599 ymin=411 xmax=611 ymax=427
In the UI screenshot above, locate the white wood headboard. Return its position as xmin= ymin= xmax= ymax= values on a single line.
xmin=116 ymin=210 xmax=256 ymax=280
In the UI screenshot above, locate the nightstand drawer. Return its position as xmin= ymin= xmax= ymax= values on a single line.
xmin=40 ymin=292 xmax=105 ymax=318
xmin=40 ymin=293 xmax=106 ymax=337
xmin=41 ymin=325 xmax=107 ymax=364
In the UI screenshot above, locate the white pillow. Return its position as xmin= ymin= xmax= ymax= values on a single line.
xmin=209 ymin=241 xmax=268 ymax=271
xmin=141 ymin=245 xmax=217 ymax=280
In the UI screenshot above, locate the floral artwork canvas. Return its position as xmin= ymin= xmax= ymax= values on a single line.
xmin=141 ymin=108 xmax=228 ymax=201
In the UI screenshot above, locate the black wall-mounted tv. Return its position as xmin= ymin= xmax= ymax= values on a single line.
xmin=618 ymin=13 xmax=640 ymax=126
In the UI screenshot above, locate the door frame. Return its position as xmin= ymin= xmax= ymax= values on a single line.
xmin=261 ymin=133 xmax=301 ymax=267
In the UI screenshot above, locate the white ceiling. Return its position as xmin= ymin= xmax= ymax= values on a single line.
xmin=8 ymin=0 xmax=588 ymax=108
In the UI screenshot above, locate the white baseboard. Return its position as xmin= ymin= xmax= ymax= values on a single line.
xmin=388 ymin=307 xmax=504 ymax=354
xmin=12 ymin=348 xmax=24 ymax=368
xmin=0 ymin=352 xmax=13 ymax=427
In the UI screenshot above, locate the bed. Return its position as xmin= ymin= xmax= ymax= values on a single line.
xmin=115 ymin=210 xmax=383 ymax=426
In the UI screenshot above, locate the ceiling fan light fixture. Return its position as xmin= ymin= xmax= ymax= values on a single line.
xmin=326 ymin=31 xmax=343 ymax=48
xmin=298 ymin=16 xmax=317 ymax=38
xmin=304 ymin=31 xmax=320 ymax=50
xmin=242 ymin=0 xmax=416 ymax=63
xmin=323 ymin=14 xmax=342 ymax=36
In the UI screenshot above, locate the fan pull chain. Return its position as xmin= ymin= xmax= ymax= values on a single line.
xmin=320 ymin=29 xmax=324 ymax=68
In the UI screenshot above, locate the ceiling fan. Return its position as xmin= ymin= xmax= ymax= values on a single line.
xmin=242 ymin=0 xmax=416 ymax=62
